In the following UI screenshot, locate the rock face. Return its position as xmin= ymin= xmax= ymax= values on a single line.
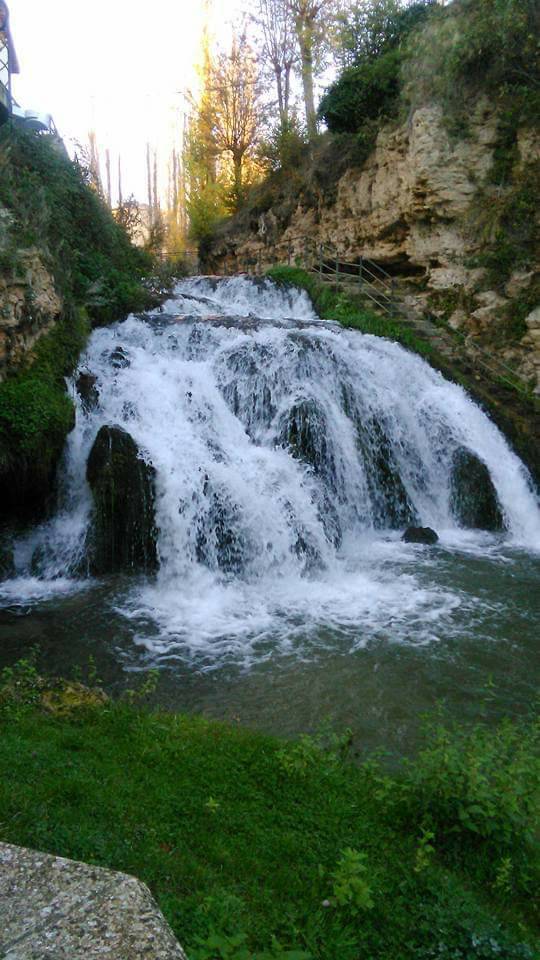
xmin=206 ymin=100 xmax=540 ymax=394
xmin=0 ymin=242 xmax=62 ymax=382
xmin=450 ymin=448 xmax=504 ymax=531
xmin=86 ymin=426 xmax=158 ymax=575
xmin=402 ymin=526 xmax=439 ymax=544
xmin=0 ymin=842 xmax=187 ymax=959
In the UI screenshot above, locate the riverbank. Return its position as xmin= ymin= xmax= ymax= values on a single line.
xmin=0 ymin=661 xmax=538 ymax=960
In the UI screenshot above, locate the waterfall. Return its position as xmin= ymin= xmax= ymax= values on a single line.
xmin=2 ymin=275 xmax=539 ymax=663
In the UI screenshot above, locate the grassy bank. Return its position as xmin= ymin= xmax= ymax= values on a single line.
xmin=0 ymin=125 xmax=153 ymax=324
xmin=0 ymin=662 xmax=538 ymax=960
xmin=266 ymin=266 xmax=431 ymax=357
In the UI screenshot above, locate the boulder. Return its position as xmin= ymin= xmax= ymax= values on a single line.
xmin=402 ymin=526 xmax=439 ymax=544
xmin=450 ymin=448 xmax=504 ymax=530
xmin=86 ymin=426 xmax=158 ymax=574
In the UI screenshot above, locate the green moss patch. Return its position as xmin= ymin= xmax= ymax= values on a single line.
xmin=0 ymin=307 xmax=90 ymax=519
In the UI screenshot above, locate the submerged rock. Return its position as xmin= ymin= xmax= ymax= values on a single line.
xmin=109 ymin=347 xmax=130 ymax=369
xmin=450 ymin=448 xmax=504 ymax=531
xmin=86 ymin=425 xmax=158 ymax=575
xmin=402 ymin=526 xmax=439 ymax=544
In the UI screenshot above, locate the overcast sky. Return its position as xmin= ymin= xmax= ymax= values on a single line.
xmin=10 ymin=0 xmax=241 ymax=200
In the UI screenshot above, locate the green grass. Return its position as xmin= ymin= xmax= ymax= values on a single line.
xmin=0 ymin=662 xmax=538 ymax=960
xmin=267 ymin=266 xmax=431 ymax=357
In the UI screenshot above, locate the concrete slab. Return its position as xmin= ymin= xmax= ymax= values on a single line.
xmin=0 ymin=842 xmax=188 ymax=959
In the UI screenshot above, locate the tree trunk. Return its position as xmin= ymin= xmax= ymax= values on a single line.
xmin=298 ymin=29 xmax=317 ymax=139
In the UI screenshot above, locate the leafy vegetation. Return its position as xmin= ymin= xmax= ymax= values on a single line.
xmin=0 ymin=125 xmax=152 ymax=323
xmin=0 ymin=306 xmax=90 ymax=518
xmin=0 ymin=660 xmax=538 ymax=960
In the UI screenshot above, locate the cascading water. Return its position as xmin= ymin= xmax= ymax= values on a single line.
xmin=1 ymin=276 xmax=539 ymax=686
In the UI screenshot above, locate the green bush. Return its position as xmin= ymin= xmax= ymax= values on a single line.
xmin=319 ymin=49 xmax=402 ymax=134
xmin=393 ymin=709 xmax=540 ymax=897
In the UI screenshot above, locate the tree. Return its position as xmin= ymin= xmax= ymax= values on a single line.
xmin=87 ymin=129 xmax=103 ymax=196
xmin=113 ymin=194 xmax=142 ymax=239
xmin=252 ymin=0 xmax=297 ymax=133
xmin=285 ymin=0 xmax=336 ymax=139
xmin=208 ymin=32 xmax=265 ymax=207
xmin=333 ymin=0 xmax=436 ymax=69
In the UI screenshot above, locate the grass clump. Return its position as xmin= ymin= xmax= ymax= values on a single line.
xmin=267 ymin=266 xmax=431 ymax=357
xmin=0 ymin=659 xmax=538 ymax=960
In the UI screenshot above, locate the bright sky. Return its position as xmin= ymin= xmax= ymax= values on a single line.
xmin=10 ymin=0 xmax=242 ymax=202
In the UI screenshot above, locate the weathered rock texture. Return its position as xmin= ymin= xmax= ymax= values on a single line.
xmin=0 ymin=841 xmax=187 ymax=959
xmin=0 ymin=235 xmax=62 ymax=382
xmin=206 ymin=101 xmax=540 ymax=393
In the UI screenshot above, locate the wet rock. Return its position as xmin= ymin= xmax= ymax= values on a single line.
xmin=41 ymin=680 xmax=109 ymax=716
xmin=349 ymin=405 xmax=417 ymax=528
xmin=75 ymin=370 xmax=99 ymax=411
xmin=281 ymin=398 xmax=334 ymax=482
xmin=109 ymin=346 xmax=130 ymax=369
xmin=86 ymin=425 xmax=158 ymax=574
xmin=450 ymin=448 xmax=504 ymax=530
xmin=402 ymin=526 xmax=439 ymax=544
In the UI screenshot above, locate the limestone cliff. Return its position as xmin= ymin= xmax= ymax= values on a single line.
xmin=205 ymin=99 xmax=540 ymax=394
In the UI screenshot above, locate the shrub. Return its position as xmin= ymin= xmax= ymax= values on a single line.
xmin=395 ymin=710 xmax=540 ymax=896
xmin=319 ymin=48 xmax=402 ymax=134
